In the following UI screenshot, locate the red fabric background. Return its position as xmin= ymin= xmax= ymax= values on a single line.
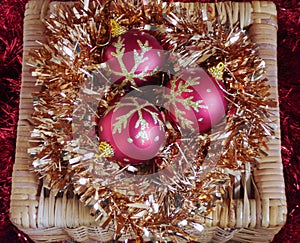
xmin=0 ymin=0 xmax=299 ymax=242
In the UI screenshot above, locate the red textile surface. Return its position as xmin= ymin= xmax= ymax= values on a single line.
xmin=0 ymin=0 xmax=299 ymax=242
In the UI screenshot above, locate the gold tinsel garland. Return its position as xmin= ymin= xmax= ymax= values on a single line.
xmin=29 ymin=0 xmax=275 ymax=241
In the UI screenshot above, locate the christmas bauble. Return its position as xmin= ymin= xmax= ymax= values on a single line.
xmin=165 ymin=67 xmax=228 ymax=133
xmin=102 ymin=29 xmax=165 ymax=88
xmin=97 ymin=97 xmax=166 ymax=165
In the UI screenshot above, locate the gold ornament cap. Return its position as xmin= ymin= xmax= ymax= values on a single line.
xmin=208 ymin=62 xmax=225 ymax=80
xmin=110 ymin=19 xmax=126 ymax=37
xmin=98 ymin=141 xmax=114 ymax=158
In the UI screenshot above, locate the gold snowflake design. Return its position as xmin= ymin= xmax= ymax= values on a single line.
xmin=109 ymin=97 xmax=164 ymax=145
xmin=164 ymin=74 xmax=208 ymax=130
xmin=106 ymin=36 xmax=159 ymax=88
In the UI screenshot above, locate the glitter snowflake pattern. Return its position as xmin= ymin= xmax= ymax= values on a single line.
xmin=165 ymin=74 xmax=208 ymax=130
xmin=106 ymin=37 xmax=159 ymax=88
xmin=110 ymin=97 xmax=164 ymax=145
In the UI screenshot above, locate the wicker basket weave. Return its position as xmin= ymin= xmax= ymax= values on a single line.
xmin=10 ymin=1 xmax=286 ymax=242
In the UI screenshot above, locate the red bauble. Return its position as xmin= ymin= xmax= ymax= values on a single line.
xmin=102 ymin=29 xmax=165 ymax=88
xmin=165 ymin=67 xmax=228 ymax=133
xmin=97 ymin=97 xmax=166 ymax=165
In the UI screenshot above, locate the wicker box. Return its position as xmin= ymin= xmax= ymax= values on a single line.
xmin=10 ymin=0 xmax=286 ymax=242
